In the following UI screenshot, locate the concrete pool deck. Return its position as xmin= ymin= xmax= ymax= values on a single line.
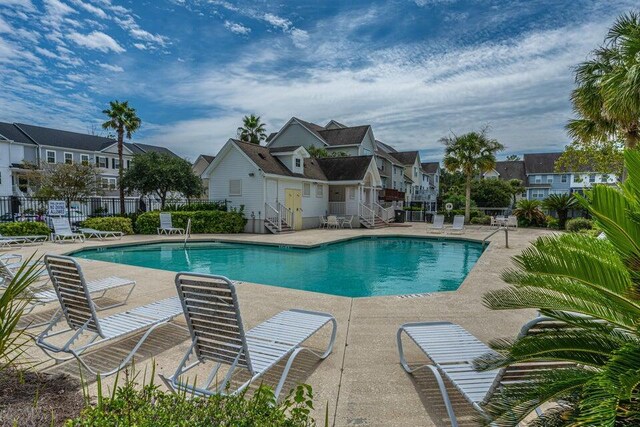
xmin=8 ymin=224 xmax=554 ymax=426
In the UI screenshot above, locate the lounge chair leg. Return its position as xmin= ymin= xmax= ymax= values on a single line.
xmin=397 ymin=327 xmax=459 ymax=427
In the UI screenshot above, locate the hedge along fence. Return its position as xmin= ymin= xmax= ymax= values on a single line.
xmin=0 ymin=221 xmax=51 ymax=236
xmin=135 ymin=211 xmax=246 ymax=234
xmin=82 ymin=217 xmax=134 ymax=235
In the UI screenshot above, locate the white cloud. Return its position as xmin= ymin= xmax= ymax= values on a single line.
xmin=0 ymin=0 xmax=36 ymax=11
xmin=224 ymin=20 xmax=251 ymax=35
xmin=137 ymin=18 xmax=616 ymax=160
xmin=68 ymin=30 xmax=125 ymax=53
xmin=290 ymin=28 xmax=309 ymax=48
xmin=44 ymin=0 xmax=76 ymax=18
xmin=133 ymin=42 xmax=147 ymax=50
xmin=263 ymin=13 xmax=291 ymax=31
xmin=35 ymin=46 xmax=58 ymax=58
xmin=97 ymin=62 xmax=124 ymax=72
xmin=114 ymin=15 xmax=168 ymax=48
xmin=69 ymin=0 xmax=107 ymax=19
xmin=0 ymin=16 xmax=11 ymax=33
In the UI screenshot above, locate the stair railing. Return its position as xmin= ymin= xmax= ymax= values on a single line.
xmin=265 ymin=202 xmax=281 ymax=232
xmin=277 ymin=202 xmax=294 ymax=229
xmin=360 ymin=203 xmax=375 ymax=226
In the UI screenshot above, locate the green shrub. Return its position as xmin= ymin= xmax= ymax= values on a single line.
xmin=546 ymin=216 xmax=560 ymax=230
xmin=66 ymin=375 xmax=316 ymax=426
xmin=81 ymin=217 xmax=134 ymax=235
xmin=165 ymin=201 xmax=227 ymax=212
xmin=135 ymin=211 xmax=246 ymax=234
xmin=566 ymin=217 xmax=593 ymax=233
xmin=470 ymin=215 xmax=491 ymax=225
xmin=0 ymin=221 xmax=50 ymax=236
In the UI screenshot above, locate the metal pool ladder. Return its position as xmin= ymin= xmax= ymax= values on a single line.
xmin=482 ymin=226 xmax=509 ymax=249
xmin=183 ymin=219 xmax=192 ymax=248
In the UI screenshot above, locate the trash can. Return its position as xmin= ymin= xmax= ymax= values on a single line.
xmin=394 ymin=209 xmax=405 ymax=223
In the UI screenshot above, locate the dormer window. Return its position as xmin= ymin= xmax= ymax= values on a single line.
xmin=295 ymin=158 xmax=301 ymax=168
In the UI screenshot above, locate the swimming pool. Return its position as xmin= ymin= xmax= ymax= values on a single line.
xmin=72 ymin=237 xmax=484 ymax=298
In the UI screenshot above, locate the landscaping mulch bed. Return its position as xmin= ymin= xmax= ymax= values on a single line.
xmin=0 ymin=368 xmax=84 ymax=426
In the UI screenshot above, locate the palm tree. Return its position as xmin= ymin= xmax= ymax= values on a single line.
xmin=237 ymin=114 xmax=267 ymax=145
xmin=542 ymin=193 xmax=578 ymax=229
xmin=567 ymin=12 xmax=640 ymax=149
xmin=477 ymin=149 xmax=640 ymax=425
xmin=102 ymin=101 xmax=141 ymax=215
xmin=442 ymin=127 xmax=504 ymax=222
xmin=507 ymin=179 xmax=524 ymax=208
xmin=513 ymin=199 xmax=545 ymax=227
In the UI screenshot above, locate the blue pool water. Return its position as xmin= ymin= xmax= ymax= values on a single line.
xmin=72 ymin=237 xmax=484 ymax=297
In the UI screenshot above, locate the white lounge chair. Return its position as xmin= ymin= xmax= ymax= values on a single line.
xmin=1 ymin=255 xmax=136 ymax=325
xmin=36 ymin=255 xmax=183 ymax=376
xmin=319 ymin=216 xmax=328 ymax=229
xmin=448 ymin=215 xmax=465 ymax=234
xmin=160 ymin=273 xmax=337 ymax=399
xmin=428 ymin=214 xmax=445 ymax=233
xmin=397 ymin=318 xmax=573 ymax=426
xmin=51 ymin=218 xmax=85 ymax=243
xmin=506 ymin=215 xmax=518 ymax=230
xmin=0 ymin=233 xmax=48 ymax=248
xmin=80 ymin=227 xmax=123 ymax=240
xmin=327 ymin=215 xmax=339 ymax=229
xmin=157 ymin=212 xmax=185 ymax=235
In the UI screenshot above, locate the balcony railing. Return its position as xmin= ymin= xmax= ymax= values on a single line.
xmin=379 ymin=188 xmax=405 ymax=202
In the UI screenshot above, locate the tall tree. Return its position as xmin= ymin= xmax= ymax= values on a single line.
xmin=555 ymin=138 xmax=624 ymax=178
xmin=32 ymin=162 xmax=102 ymax=207
xmin=102 ymin=100 xmax=141 ymax=215
xmin=441 ymin=127 xmax=504 ymax=222
xmin=237 ymin=114 xmax=267 ymax=145
xmin=121 ymin=152 xmax=203 ymax=209
xmin=567 ymin=12 xmax=640 ymax=149
xmin=505 ymin=154 xmax=521 ymax=161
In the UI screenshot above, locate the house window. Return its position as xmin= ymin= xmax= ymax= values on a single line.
xmin=46 ymin=150 xmax=56 ymax=163
xmin=229 ymin=179 xmax=242 ymax=196
xmin=561 ymin=174 xmax=567 ymax=183
xmin=349 ymin=188 xmax=356 ymax=199
xmin=414 ymin=167 xmax=418 ymax=178
xmin=80 ymin=154 xmax=90 ymax=165
xmin=303 ymin=183 xmax=311 ymax=197
xmin=126 ymin=160 xmax=131 ymax=169
xmin=546 ymin=176 xmax=553 ymax=183
xmin=316 ymin=184 xmax=324 ymax=198
xmin=96 ymin=156 xmax=107 ymax=168
xmin=101 ymin=178 xmax=116 ymax=190
xmin=534 ymin=175 xmax=541 ymax=184
xmin=589 ymin=174 xmax=596 ymax=183
xmin=112 ymin=158 xmax=121 ymax=169
xmin=295 ymin=158 xmax=301 ymax=168
xmin=64 ymin=152 xmax=73 ymax=164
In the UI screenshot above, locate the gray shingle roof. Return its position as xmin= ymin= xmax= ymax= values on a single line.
xmin=200 ymin=154 xmax=215 ymax=163
xmin=9 ymin=123 xmax=177 ymax=156
xmin=493 ymin=160 xmax=526 ymax=181
xmin=0 ymin=122 xmax=36 ymax=144
xmin=390 ymin=151 xmax=418 ymax=165
xmin=376 ymin=139 xmax=397 ymax=153
xmin=15 ymin=122 xmax=116 ymax=151
xmin=316 ymin=125 xmax=369 ymax=147
xmin=232 ymin=139 xmax=327 ymax=180
xmin=421 ymin=162 xmax=439 ymax=174
xmin=269 ymin=146 xmax=301 ymax=153
xmin=523 ymin=152 xmax=562 ymax=174
xmin=315 ymin=156 xmax=374 ymax=181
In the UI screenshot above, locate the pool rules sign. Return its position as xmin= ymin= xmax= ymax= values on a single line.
xmin=48 ymin=200 xmax=66 ymax=216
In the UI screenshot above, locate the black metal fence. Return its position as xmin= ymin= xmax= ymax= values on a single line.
xmin=0 ymin=196 xmax=228 ymax=225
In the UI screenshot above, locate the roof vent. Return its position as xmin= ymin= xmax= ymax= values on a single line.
xmin=258 ymin=153 xmax=266 ymax=159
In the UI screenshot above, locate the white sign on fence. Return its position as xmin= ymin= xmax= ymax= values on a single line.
xmin=48 ymin=200 xmax=66 ymax=216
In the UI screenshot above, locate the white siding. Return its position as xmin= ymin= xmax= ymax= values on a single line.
xmin=208 ymin=147 xmax=264 ymax=217
xmin=268 ymin=122 xmax=324 ymax=149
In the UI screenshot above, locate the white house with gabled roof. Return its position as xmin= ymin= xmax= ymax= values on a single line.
xmin=203 ymin=138 xmax=385 ymax=233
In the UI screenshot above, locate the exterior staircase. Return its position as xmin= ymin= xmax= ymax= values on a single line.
xmin=359 ymin=203 xmax=390 ymax=229
xmin=265 ymin=202 xmax=294 ymax=234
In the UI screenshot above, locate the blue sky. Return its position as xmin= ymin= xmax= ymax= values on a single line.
xmin=0 ymin=0 xmax=637 ymax=161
